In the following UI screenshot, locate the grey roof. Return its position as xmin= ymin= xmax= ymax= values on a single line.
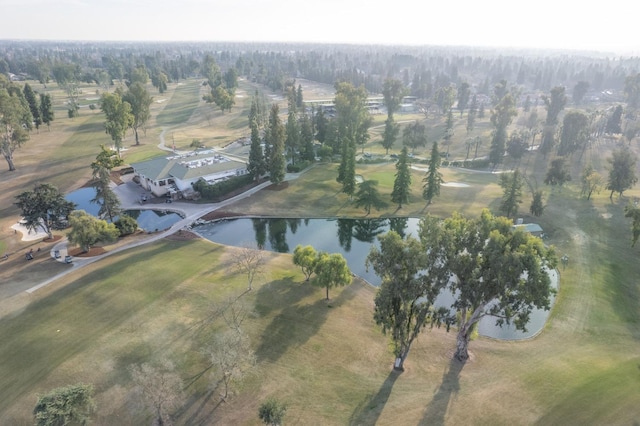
xmin=513 ymin=223 xmax=543 ymax=233
xmin=132 ymin=152 xmax=245 ymax=181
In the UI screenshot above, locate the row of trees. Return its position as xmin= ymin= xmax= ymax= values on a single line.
xmin=0 ymin=76 xmax=54 ymax=171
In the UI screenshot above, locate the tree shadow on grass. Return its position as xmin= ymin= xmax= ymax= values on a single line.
xmin=418 ymin=358 xmax=466 ymax=426
xmin=349 ymin=370 xmax=401 ymax=425
xmin=255 ymin=282 xmax=356 ymax=364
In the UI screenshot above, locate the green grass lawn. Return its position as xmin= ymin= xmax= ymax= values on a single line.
xmin=2 ymin=77 xmax=640 ymax=424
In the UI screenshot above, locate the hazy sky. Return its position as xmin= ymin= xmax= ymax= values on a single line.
xmin=1 ymin=0 xmax=638 ymax=54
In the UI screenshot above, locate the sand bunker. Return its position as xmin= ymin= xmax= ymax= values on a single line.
xmin=442 ymin=182 xmax=471 ymax=188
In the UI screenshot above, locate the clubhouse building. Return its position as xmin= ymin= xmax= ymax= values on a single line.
xmin=131 ymin=150 xmax=247 ymax=198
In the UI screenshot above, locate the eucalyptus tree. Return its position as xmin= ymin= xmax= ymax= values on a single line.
xmin=100 ymin=91 xmax=134 ymax=155
xmin=334 ymin=81 xmax=369 ymax=193
xmin=558 ymin=110 xmax=589 ymax=157
xmin=382 ymin=78 xmax=407 ymax=119
xmin=367 ymin=231 xmax=450 ymax=371
xmin=489 ymin=92 xmax=517 ymax=166
xmin=606 ymin=146 xmax=638 ymax=199
xmin=0 ymin=84 xmax=33 ymax=171
xmin=419 ymin=210 xmax=557 ymax=361
xmin=122 ymin=82 xmax=153 ymax=145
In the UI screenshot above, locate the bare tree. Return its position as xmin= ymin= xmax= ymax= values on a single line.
xmin=233 ymin=242 xmax=267 ymax=290
xmin=129 ymin=360 xmax=185 ymax=426
xmin=209 ymin=329 xmax=256 ymax=400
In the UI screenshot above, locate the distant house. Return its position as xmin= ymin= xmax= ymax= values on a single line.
xmin=513 ymin=223 xmax=544 ymax=238
xmin=131 ymin=150 xmax=247 ymax=198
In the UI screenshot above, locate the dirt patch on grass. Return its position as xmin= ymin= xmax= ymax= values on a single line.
xmin=42 ymin=235 xmax=63 ymax=244
xmin=164 ymin=230 xmax=200 ymax=241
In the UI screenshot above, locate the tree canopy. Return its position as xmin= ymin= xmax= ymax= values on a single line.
xmin=606 ymin=146 xmax=638 ymax=198
xmin=313 ymin=251 xmax=352 ymax=300
xmin=367 ymin=231 xmax=449 ymax=370
xmin=34 ymin=383 xmax=95 ymax=426
xmin=419 ymin=210 xmax=557 ymax=361
xmin=355 ymin=180 xmax=387 ymax=215
xmin=100 ymin=91 xmax=134 ymax=154
xmin=0 ymin=84 xmax=33 ymax=171
xmin=14 ymin=183 xmax=75 ymax=239
xmin=67 ymin=210 xmax=119 ymax=253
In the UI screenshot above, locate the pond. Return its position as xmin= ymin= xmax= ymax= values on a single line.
xmin=194 ymin=217 xmax=558 ymax=341
xmin=65 ymin=187 xmax=183 ymax=231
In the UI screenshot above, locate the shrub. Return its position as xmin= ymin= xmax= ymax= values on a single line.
xmin=193 ymin=174 xmax=254 ymax=201
xmin=115 ymin=215 xmax=138 ymax=236
xmin=287 ymin=160 xmax=311 ymax=173
xmin=317 ymin=145 xmax=333 ymax=161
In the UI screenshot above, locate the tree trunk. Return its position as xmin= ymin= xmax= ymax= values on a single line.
xmin=326 ymin=286 xmax=329 ymax=300
xmin=3 ymin=153 xmax=15 ymax=171
xmin=454 ymin=329 xmax=471 ymax=361
xmin=134 ymin=127 xmax=140 ymax=145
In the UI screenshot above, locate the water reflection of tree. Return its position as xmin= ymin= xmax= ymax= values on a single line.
xmin=125 ymin=210 xmax=141 ymax=220
xmin=353 ymin=218 xmax=387 ymax=243
xmin=388 ymin=217 xmax=408 ymax=239
xmin=268 ymin=219 xmax=289 ymax=252
xmin=252 ymin=218 xmax=268 ymax=249
xmin=337 ymin=219 xmax=354 ymax=252
xmin=287 ymin=218 xmax=301 ymax=234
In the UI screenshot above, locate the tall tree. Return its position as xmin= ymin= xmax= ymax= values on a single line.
xmin=540 ymin=86 xmax=566 ymax=156
xmin=423 ymin=141 xmax=443 ymax=206
xmin=122 ymin=82 xmax=152 ymax=145
xmin=299 ymin=112 xmax=315 ymax=162
xmin=544 ymin=158 xmax=572 ymax=187
xmin=558 ymin=110 xmax=589 ymax=156
xmin=580 ymin=163 xmax=602 ymax=200
xmin=605 ymin=105 xmax=623 ymax=134
xmin=151 ymin=70 xmax=168 ymax=93
xmin=419 ymin=210 xmax=557 ymax=361
xmin=285 ymin=110 xmax=299 ymax=165
xmin=15 ymin=183 xmax=75 ymax=239
xmin=381 ymin=116 xmax=399 ymax=154
xmin=100 ymin=91 xmax=134 ymax=154
xmin=530 ymin=190 xmax=545 ymax=217
xmin=624 ymin=205 xmax=640 ymax=247
xmin=606 ymin=146 xmax=638 ymax=199
xmin=466 ymin=94 xmax=477 ymax=133
xmin=367 ymin=231 xmax=449 ymax=371
xmin=67 ymin=210 xmax=119 ymax=253
xmin=572 ymin=81 xmax=589 ymax=105
xmin=247 ymin=119 xmax=266 ymax=181
xmin=402 ymin=120 xmax=427 ymax=154
xmin=391 ymin=146 xmax=412 ymax=208
xmin=39 ymin=93 xmax=54 ymax=130
xmin=334 ymin=81 xmax=369 ymax=189
xmin=267 ymin=104 xmax=286 ymax=185
xmin=489 ymin=93 xmax=517 ymax=166
xmin=34 ymin=384 xmax=95 ymax=426
xmin=499 ymin=169 xmax=524 ymax=218
xmin=313 ymin=252 xmax=352 ymax=300
xmin=354 ymin=180 xmax=387 ymax=215
xmin=623 ymin=73 xmax=640 ymax=110
xmin=0 ymin=86 xmax=33 ymax=171
xmin=23 ymin=83 xmax=42 ymax=132
xmin=382 ymin=78 xmax=407 ymax=119
xmin=457 ymin=81 xmax=471 ymax=115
